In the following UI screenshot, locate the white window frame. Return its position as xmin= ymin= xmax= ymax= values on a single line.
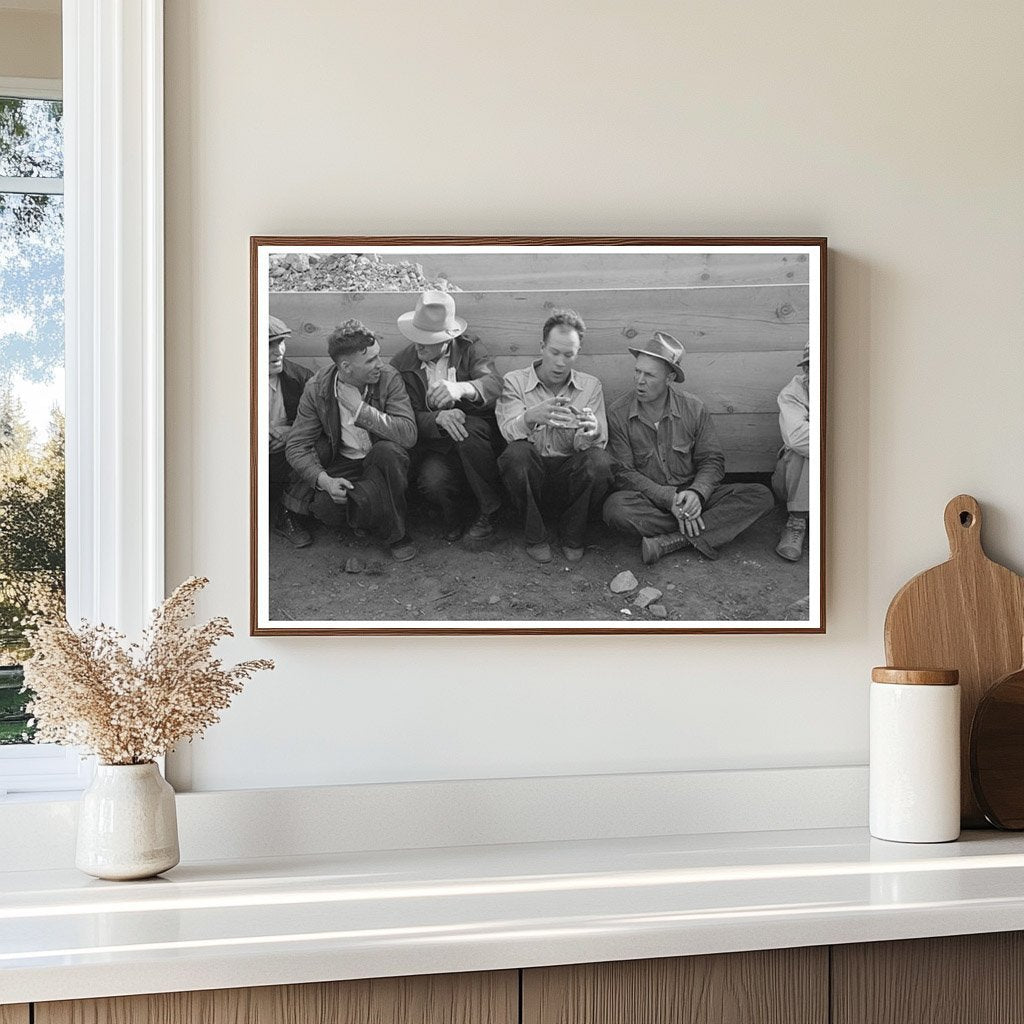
xmin=0 ymin=0 xmax=164 ymax=797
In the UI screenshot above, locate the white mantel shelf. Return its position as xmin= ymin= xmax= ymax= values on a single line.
xmin=4 ymin=826 xmax=1024 ymax=1004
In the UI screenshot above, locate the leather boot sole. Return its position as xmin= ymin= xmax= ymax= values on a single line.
xmin=273 ymin=522 xmax=312 ymax=549
xmin=525 ymin=542 xmax=552 ymax=563
xmin=390 ymin=540 xmax=418 ymax=562
xmin=776 ymin=541 xmax=804 ymax=562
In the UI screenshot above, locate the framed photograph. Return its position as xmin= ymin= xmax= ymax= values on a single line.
xmin=251 ymin=237 xmax=826 ymax=635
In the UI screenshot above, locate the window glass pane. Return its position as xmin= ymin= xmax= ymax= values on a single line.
xmin=0 ymin=98 xmax=63 ymax=179
xmin=0 ymin=186 xmax=65 ymax=744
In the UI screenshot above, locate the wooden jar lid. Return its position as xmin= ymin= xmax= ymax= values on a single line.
xmin=871 ymin=667 xmax=960 ymax=686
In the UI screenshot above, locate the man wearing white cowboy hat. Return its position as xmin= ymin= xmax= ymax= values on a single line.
xmin=771 ymin=345 xmax=811 ymax=561
xmin=391 ymin=291 xmax=504 ymax=542
xmin=603 ymin=331 xmax=773 ymax=565
xmin=267 ymin=314 xmax=313 ymax=547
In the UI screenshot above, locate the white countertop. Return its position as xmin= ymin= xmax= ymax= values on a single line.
xmin=4 ymin=826 xmax=1024 ymax=1004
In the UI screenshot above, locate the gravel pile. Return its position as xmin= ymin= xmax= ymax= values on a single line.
xmin=269 ymin=253 xmax=460 ymax=293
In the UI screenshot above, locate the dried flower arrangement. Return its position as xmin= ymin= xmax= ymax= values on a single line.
xmin=22 ymin=577 xmax=273 ymax=765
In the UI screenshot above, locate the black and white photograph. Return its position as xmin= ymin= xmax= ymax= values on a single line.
xmin=251 ymin=238 xmax=825 ymax=634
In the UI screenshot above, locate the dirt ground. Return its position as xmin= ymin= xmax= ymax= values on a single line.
xmin=268 ymin=493 xmax=810 ymax=626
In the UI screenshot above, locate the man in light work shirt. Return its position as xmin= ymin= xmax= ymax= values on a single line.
xmin=496 ymin=309 xmax=613 ymax=564
xmin=603 ymin=331 xmax=774 ymax=565
xmin=267 ymin=315 xmax=313 ymax=547
xmin=772 ymin=345 xmax=811 ymax=561
xmin=284 ymin=319 xmax=419 ymax=561
xmin=391 ymin=291 xmax=504 ymax=542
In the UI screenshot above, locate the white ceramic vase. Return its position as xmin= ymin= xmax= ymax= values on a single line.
xmin=76 ymin=762 xmax=180 ymax=880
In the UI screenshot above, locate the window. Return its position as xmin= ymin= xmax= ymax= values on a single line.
xmin=1 ymin=8 xmax=167 ymax=797
xmin=0 ymin=79 xmax=85 ymax=796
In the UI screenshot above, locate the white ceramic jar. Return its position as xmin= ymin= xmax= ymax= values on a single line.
xmin=76 ymin=762 xmax=180 ymax=880
xmin=870 ymin=667 xmax=961 ymax=843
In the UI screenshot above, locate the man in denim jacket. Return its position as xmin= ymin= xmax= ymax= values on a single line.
xmin=603 ymin=332 xmax=773 ymax=565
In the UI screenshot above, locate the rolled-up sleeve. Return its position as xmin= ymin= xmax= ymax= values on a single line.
xmin=573 ymin=377 xmax=608 ymax=451
xmin=496 ymin=372 xmax=530 ymax=442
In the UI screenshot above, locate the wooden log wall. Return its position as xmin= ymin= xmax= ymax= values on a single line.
xmin=267 ymin=256 xmax=811 ymax=474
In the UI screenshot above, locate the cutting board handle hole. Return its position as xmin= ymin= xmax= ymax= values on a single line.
xmin=960 ymin=511 xmax=974 ymax=527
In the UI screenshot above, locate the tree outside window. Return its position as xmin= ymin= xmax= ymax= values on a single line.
xmin=0 ymin=94 xmax=65 ymax=744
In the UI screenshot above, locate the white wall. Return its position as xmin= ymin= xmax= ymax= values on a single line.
xmin=163 ymin=1 xmax=1024 ymax=791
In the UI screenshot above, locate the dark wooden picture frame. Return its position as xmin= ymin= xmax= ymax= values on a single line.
xmin=250 ymin=236 xmax=827 ymax=635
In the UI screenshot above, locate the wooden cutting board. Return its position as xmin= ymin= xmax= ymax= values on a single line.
xmin=884 ymin=494 xmax=1024 ymax=827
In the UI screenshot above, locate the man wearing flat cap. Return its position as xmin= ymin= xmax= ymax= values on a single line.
xmin=267 ymin=314 xmax=314 ymax=547
xmin=283 ymin=318 xmax=419 ymax=561
xmin=603 ymin=332 xmax=774 ymax=564
xmin=772 ymin=345 xmax=811 ymax=561
xmin=390 ymin=291 xmax=504 ymax=542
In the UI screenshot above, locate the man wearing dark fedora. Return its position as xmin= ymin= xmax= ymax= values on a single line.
xmin=603 ymin=331 xmax=774 ymax=564
xmin=267 ymin=314 xmax=313 ymax=547
xmin=390 ymin=291 xmax=504 ymax=542
xmin=284 ymin=318 xmax=419 ymax=561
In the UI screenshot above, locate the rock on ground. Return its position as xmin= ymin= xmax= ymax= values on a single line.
xmin=610 ymin=570 xmax=639 ymax=594
xmin=635 ymin=586 xmax=663 ymax=608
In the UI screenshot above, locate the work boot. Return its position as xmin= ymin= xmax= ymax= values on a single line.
xmin=525 ymin=541 xmax=552 ymax=564
xmin=465 ymin=509 xmax=499 ymax=541
xmin=441 ymin=518 xmax=464 ymax=542
xmin=776 ymin=514 xmax=807 ymax=561
xmin=641 ymin=532 xmax=689 ymax=565
xmin=274 ymin=509 xmax=312 ymax=548
xmin=390 ymin=535 xmax=418 ymax=562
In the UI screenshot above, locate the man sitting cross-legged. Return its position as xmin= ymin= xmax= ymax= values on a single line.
xmin=603 ymin=331 xmax=774 ymax=565
xmin=495 ymin=308 xmax=613 ymax=564
xmin=391 ymin=290 xmax=504 ymax=543
xmin=283 ymin=319 xmax=419 ymax=561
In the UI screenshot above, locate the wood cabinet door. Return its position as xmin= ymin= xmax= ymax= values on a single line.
xmin=35 ymin=971 xmax=518 ymax=1024
xmin=0 ymin=1007 xmax=30 ymax=1024
xmin=832 ymin=932 xmax=1024 ymax=1024
xmin=523 ymin=948 xmax=828 ymax=1024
